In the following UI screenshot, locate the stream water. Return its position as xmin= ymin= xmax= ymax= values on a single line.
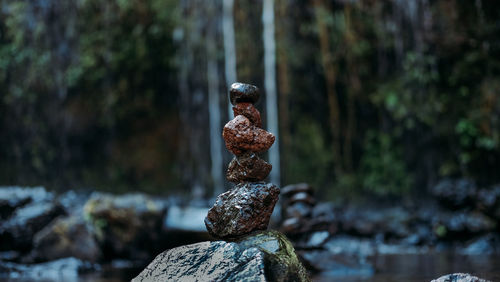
xmin=313 ymin=253 xmax=500 ymax=282
xmin=3 ymin=252 xmax=499 ymax=281
xmin=76 ymin=253 xmax=500 ymax=281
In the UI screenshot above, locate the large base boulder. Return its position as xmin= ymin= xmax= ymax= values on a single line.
xmin=133 ymin=230 xmax=310 ymax=282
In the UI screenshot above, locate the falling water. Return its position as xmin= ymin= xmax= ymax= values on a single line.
xmin=262 ymin=0 xmax=281 ymax=186
xmin=223 ymin=0 xmax=238 ymax=119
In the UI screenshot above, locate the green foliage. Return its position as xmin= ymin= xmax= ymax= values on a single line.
xmin=359 ymin=131 xmax=412 ymax=196
xmin=0 ymin=0 xmax=180 ymax=193
xmin=371 ymin=52 xmax=442 ymax=127
xmin=287 ymin=118 xmax=332 ymax=190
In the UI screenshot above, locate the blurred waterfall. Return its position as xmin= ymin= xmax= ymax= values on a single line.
xmin=262 ymin=0 xmax=281 ymax=186
xmin=177 ymin=0 xmax=211 ymax=196
xmin=206 ymin=2 xmax=224 ymax=195
xmin=392 ymin=0 xmax=432 ymax=60
xmin=223 ymin=0 xmax=237 ymax=118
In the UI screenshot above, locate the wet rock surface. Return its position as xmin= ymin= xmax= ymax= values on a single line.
xmin=133 ymin=230 xmax=310 ymax=282
xmin=229 ymin=82 xmax=260 ymax=105
xmin=223 ymin=115 xmax=275 ymax=155
xmin=205 ymin=182 xmax=280 ymax=239
xmin=226 ymin=152 xmax=272 ymax=183
xmin=431 ymin=273 xmax=490 ymax=282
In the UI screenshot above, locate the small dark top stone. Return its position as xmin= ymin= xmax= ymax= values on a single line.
xmin=230 ymin=83 xmax=260 ymax=105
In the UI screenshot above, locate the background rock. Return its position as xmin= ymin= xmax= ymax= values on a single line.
xmin=32 ymin=215 xmax=101 ymax=262
xmin=0 ymin=187 xmax=53 ymax=220
xmin=477 ymin=185 xmax=500 ymax=220
xmin=83 ymin=193 xmax=166 ymax=261
xmin=0 ymin=197 xmax=65 ymax=252
xmin=431 ymin=179 xmax=477 ymax=210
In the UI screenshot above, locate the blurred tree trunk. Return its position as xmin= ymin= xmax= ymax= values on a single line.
xmin=262 ymin=0 xmax=281 ymax=185
xmin=206 ymin=1 xmax=224 ymax=196
xmin=313 ymin=0 xmax=343 ymax=176
xmin=276 ymin=0 xmax=291 ymax=183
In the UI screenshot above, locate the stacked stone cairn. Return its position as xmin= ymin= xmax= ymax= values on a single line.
xmin=133 ymin=83 xmax=309 ymax=282
xmin=205 ymin=82 xmax=280 ymax=239
xmin=280 ymin=183 xmax=316 ymax=235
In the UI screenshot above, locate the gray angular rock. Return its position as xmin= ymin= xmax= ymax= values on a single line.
xmin=431 ymin=273 xmax=490 ymax=282
xmin=205 ymin=183 xmax=280 ymax=239
xmin=132 ymin=230 xmax=310 ymax=282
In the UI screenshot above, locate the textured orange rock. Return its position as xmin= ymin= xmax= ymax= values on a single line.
xmin=222 ymin=115 xmax=275 ymax=156
xmin=232 ymin=102 xmax=262 ymax=128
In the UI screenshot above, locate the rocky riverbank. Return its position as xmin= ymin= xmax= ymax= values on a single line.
xmin=0 ymin=179 xmax=499 ymax=281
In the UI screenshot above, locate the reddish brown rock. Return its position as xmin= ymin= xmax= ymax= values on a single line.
xmin=223 ymin=115 xmax=275 ymax=155
xmin=226 ymin=152 xmax=272 ymax=183
xmin=230 ymin=83 xmax=260 ymax=105
xmin=232 ymin=102 xmax=262 ymax=128
xmin=204 ymin=182 xmax=280 ymax=239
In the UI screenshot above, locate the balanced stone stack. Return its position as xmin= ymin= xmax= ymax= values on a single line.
xmin=280 ymin=183 xmax=316 ymax=235
xmin=205 ymin=83 xmax=280 ymax=239
xmin=133 ymin=83 xmax=309 ymax=282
